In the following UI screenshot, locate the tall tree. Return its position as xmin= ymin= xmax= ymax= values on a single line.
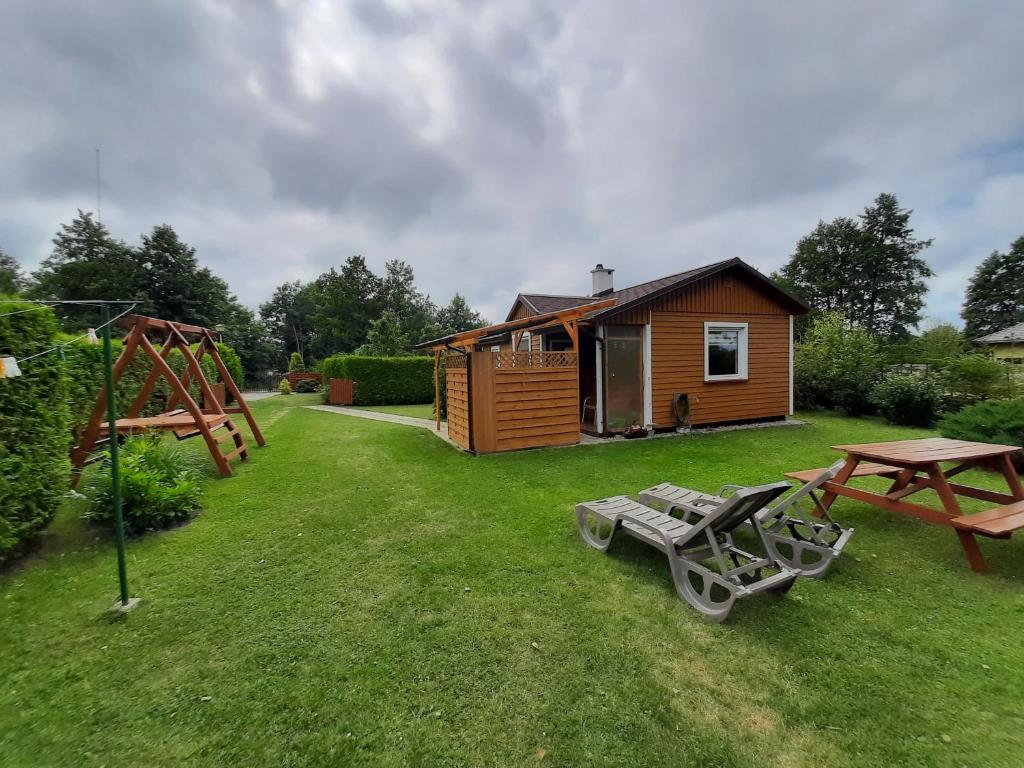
xmin=962 ymin=236 xmax=1024 ymax=339
xmin=259 ymin=280 xmax=317 ymax=365
xmin=307 ymin=256 xmax=382 ymax=358
xmin=135 ymin=224 xmax=239 ymax=327
xmin=30 ymin=211 xmax=139 ymax=329
xmin=355 ymin=310 xmax=408 ymax=356
xmin=378 ymin=259 xmax=437 ymax=345
xmin=778 ymin=193 xmax=933 ymax=338
xmin=219 ymin=305 xmax=277 ymax=382
xmin=434 ymin=293 xmax=487 ymax=336
xmin=855 ymin=193 xmax=933 ymax=338
xmin=0 ymin=248 xmax=25 ymax=294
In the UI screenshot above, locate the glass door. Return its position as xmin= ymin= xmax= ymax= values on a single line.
xmin=604 ymin=326 xmax=644 ymax=431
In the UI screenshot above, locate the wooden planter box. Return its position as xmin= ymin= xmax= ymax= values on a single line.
xmin=329 ymin=378 xmax=354 ymax=406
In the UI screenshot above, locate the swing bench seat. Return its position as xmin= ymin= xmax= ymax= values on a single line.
xmin=96 ymin=410 xmax=230 ymax=438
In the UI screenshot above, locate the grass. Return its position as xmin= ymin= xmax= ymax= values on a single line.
xmin=2 ymin=394 xmax=1023 ymax=767
xmin=351 ymin=403 xmax=437 ymax=420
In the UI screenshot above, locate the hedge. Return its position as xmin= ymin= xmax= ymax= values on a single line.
xmin=939 ymin=398 xmax=1024 ymax=470
xmin=62 ymin=337 xmax=240 ymax=432
xmin=0 ymin=300 xmax=71 ymax=563
xmin=320 ymin=355 xmax=434 ymax=405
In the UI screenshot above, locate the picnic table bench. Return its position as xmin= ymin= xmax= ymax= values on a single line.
xmin=786 ymin=438 xmax=1024 ymax=572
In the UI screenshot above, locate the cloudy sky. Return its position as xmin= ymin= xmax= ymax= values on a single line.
xmin=1 ymin=1 xmax=1022 ymax=325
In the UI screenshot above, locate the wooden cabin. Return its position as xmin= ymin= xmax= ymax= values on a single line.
xmin=420 ymin=258 xmax=809 ymax=454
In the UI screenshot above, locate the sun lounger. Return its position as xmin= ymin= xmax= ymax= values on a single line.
xmin=639 ymin=461 xmax=854 ymax=578
xmin=576 ymin=482 xmax=798 ymax=622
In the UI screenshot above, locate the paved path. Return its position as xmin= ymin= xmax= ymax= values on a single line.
xmin=242 ymin=392 xmax=280 ymax=402
xmin=305 ymin=405 xmax=457 ymax=448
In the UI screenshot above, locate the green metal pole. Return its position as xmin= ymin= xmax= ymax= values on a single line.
xmin=102 ymin=304 xmax=130 ymax=605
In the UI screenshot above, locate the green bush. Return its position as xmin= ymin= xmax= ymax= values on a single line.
xmin=215 ymin=342 xmax=244 ymax=401
xmin=61 ymin=336 xmax=240 ymax=431
xmin=288 ymin=352 xmax=305 ymax=372
xmin=294 ymin=378 xmax=320 ymax=393
xmin=794 ymin=312 xmax=883 ymax=415
xmin=278 ymin=378 xmax=292 ymax=395
xmin=320 ymin=355 xmax=433 ymax=405
xmin=869 ymin=373 xmax=942 ymax=427
xmin=941 ymin=355 xmax=1014 ymax=406
xmin=83 ymin=436 xmax=203 ymax=535
xmin=939 ymin=399 xmax=1024 ymax=469
xmin=0 ymin=301 xmax=71 ymax=563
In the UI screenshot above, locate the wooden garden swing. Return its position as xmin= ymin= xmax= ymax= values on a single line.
xmin=70 ymin=315 xmax=266 ymax=485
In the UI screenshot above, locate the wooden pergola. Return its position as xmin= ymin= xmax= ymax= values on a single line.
xmin=415 ymin=299 xmax=616 ymax=431
xmin=71 ymin=315 xmax=265 ymax=484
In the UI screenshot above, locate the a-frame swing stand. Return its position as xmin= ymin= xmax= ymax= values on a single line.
xmin=71 ymin=315 xmax=266 ymax=485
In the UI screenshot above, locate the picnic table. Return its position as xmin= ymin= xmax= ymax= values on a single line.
xmin=786 ymin=438 xmax=1024 ymax=573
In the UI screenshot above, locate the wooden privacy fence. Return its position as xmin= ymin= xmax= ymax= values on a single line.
xmin=444 ymin=351 xmax=579 ymax=453
xmin=328 ymin=378 xmax=354 ymax=405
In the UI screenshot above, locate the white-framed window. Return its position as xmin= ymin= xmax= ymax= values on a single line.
xmin=704 ymin=321 xmax=748 ymax=382
xmin=517 ymin=331 xmax=531 ymax=352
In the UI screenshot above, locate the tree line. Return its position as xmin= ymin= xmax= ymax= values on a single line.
xmin=772 ymin=192 xmax=1024 ymax=341
xmin=0 ymin=211 xmax=487 ymax=381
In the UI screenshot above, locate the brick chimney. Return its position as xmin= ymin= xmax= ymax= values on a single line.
xmin=591 ymin=264 xmax=614 ymax=296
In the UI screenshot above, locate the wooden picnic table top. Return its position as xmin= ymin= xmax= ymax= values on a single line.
xmin=831 ymin=437 xmax=1022 ymax=465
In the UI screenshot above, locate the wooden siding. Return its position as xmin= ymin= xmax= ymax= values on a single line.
xmin=492 ymin=364 xmax=578 ymax=451
xmin=602 ymin=270 xmax=793 ymax=324
xmin=445 ymin=360 xmax=470 ymax=449
xmin=510 ymin=301 xmax=535 ymax=320
xmin=650 ymin=312 xmax=790 ymax=427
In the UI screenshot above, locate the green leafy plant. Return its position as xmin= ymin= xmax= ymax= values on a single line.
xmin=83 ymin=435 xmax=203 ymax=535
xmin=794 ymin=311 xmax=883 ymax=415
xmin=939 ymin=398 xmax=1024 ymax=470
xmin=294 ymin=378 xmax=321 ymax=393
xmin=288 ymin=352 xmax=305 ymax=372
xmin=278 ymin=378 xmax=292 ymax=395
xmin=0 ymin=301 xmax=70 ymax=564
xmin=869 ymin=373 xmax=942 ymax=427
xmin=940 ymin=355 xmax=1014 ymax=407
xmin=319 ymin=355 xmax=433 ymax=405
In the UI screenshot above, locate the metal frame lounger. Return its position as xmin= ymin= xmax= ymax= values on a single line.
xmin=576 ymin=482 xmax=799 ymax=622
xmin=638 ymin=461 xmax=854 ymax=578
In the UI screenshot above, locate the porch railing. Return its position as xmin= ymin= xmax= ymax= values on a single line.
xmin=493 ymin=351 xmax=577 ymax=369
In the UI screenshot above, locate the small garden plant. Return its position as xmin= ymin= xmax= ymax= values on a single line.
xmin=278 ymin=378 xmax=292 ymax=395
xmin=83 ymin=435 xmax=203 ymax=535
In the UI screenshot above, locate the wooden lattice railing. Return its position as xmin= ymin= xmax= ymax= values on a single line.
xmin=445 ymin=353 xmax=468 ymax=368
xmin=493 ymin=351 xmax=578 ymax=369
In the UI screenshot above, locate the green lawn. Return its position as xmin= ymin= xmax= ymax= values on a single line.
xmin=351 ymin=403 xmax=437 ymax=420
xmin=3 ymin=395 xmax=1023 ymax=767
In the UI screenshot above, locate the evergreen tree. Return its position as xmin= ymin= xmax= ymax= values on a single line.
xmin=308 ymin=256 xmax=382 ymax=358
xmin=962 ymin=236 xmax=1024 ymax=339
xmin=31 ymin=211 xmax=139 ymax=329
xmin=135 ymin=224 xmax=239 ymax=327
xmin=355 ymin=310 xmax=407 ymax=356
xmin=0 ymin=249 xmax=24 ymax=294
xmin=434 ymin=293 xmax=487 ymax=336
xmin=855 ymin=193 xmax=933 ymax=338
xmin=778 ymin=194 xmax=933 ymax=339
xmin=378 ymin=259 xmax=437 ymax=345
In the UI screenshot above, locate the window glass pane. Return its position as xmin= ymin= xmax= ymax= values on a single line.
xmin=707 ymin=329 xmax=739 ymax=376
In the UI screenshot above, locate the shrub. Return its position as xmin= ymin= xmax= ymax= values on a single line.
xmin=941 ymin=355 xmax=1014 ymax=406
xmin=61 ymin=336 xmax=230 ymax=431
xmin=320 ymin=355 xmax=433 ymax=405
xmin=288 ymin=352 xmax=305 ymax=372
xmin=939 ymin=398 xmax=1024 ymax=469
xmin=869 ymin=373 xmax=942 ymax=427
xmin=794 ymin=312 xmax=883 ymax=415
xmin=214 ymin=342 xmax=244 ymax=400
xmin=294 ymin=378 xmax=320 ymax=393
xmin=0 ymin=301 xmax=71 ymax=564
xmin=278 ymin=378 xmax=292 ymax=395
xmin=83 ymin=436 xmax=203 ymax=535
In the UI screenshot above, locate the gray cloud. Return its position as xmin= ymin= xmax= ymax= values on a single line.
xmin=1 ymin=0 xmax=1022 ymax=325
